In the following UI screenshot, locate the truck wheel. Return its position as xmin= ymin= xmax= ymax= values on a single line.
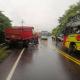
xmin=23 ymin=41 xmax=29 ymax=48
xmin=32 ymin=39 xmax=37 ymax=45
xmin=68 ymin=44 xmax=76 ymax=54
xmin=35 ymin=39 xmax=39 ymax=44
xmin=33 ymin=40 xmax=36 ymax=45
xmin=7 ymin=42 xmax=14 ymax=48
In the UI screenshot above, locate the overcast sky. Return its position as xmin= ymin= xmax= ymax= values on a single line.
xmin=0 ymin=0 xmax=79 ymax=31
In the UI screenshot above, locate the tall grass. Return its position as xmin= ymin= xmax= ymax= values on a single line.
xmin=0 ymin=46 xmax=8 ymax=62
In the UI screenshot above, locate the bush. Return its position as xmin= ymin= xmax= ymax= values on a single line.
xmin=0 ymin=46 xmax=8 ymax=62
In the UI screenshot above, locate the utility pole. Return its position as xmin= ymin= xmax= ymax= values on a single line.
xmin=21 ymin=20 xmax=24 ymax=27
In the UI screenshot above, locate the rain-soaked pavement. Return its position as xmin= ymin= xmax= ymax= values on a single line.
xmin=0 ymin=48 xmax=22 ymax=80
xmin=0 ymin=37 xmax=80 ymax=80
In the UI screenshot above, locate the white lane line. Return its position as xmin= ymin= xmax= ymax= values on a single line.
xmin=6 ymin=48 xmax=25 ymax=80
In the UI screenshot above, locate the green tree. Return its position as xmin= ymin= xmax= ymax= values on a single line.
xmin=0 ymin=11 xmax=12 ymax=43
xmin=52 ymin=2 xmax=80 ymax=36
xmin=59 ymin=2 xmax=80 ymax=29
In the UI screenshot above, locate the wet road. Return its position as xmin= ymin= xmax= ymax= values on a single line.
xmin=0 ymin=47 xmax=22 ymax=80
xmin=0 ymin=37 xmax=80 ymax=80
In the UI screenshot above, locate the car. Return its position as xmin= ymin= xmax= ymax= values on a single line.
xmin=41 ymin=35 xmax=48 ymax=40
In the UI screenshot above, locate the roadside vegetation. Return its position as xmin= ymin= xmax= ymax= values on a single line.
xmin=0 ymin=11 xmax=12 ymax=62
xmin=52 ymin=2 xmax=80 ymax=36
xmin=0 ymin=46 xmax=9 ymax=62
xmin=0 ymin=11 xmax=12 ymax=43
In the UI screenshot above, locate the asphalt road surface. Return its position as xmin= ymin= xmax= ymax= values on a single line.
xmin=0 ymin=37 xmax=80 ymax=80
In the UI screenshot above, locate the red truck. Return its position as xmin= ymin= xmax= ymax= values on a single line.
xmin=4 ymin=26 xmax=38 ymax=47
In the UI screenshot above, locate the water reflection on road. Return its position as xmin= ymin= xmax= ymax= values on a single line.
xmin=11 ymin=37 xmax=80 ymax=80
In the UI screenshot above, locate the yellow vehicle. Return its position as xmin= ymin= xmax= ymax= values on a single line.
xmin=62 ymin=26 xmax=80 ymax=53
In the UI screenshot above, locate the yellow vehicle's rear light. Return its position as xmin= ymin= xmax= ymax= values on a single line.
xmin=63 ymin=35 xmax=68 ymax=42
xmin=76 ymin=35 xmax=80 ymax=41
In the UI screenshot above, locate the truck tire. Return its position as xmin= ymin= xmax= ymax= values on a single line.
xmin=6 ymin=41 xmax=15 ymax=48
xmin=31 ymin=39 xmax=37 ymax=45
xmin=35 ymin=39 xmax=39 ymax=44
xmin=23 ymin=40 xmax=29 ymax=47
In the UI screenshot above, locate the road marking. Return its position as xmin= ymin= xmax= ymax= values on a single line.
xmin=50 ymin=46 xmax=80 ymax=66
xmin=6 ymin=48 xmax=25 ymax=80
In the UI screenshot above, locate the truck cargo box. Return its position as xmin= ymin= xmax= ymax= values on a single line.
xmin=4 ymin=26 xmax=34 ymax=40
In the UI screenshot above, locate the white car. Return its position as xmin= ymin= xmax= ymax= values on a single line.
xmin=41 ymin=35 xmax=48 ymax=40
